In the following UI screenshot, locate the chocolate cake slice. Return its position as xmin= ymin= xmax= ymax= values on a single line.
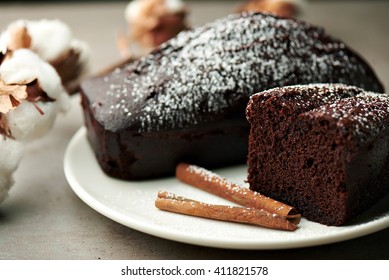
xmin=246 ymin=84 xmax=389 ymax=226
xmin=80 ymin=12 xmax=384 ymax=180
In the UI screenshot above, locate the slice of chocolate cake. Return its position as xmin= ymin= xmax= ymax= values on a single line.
xmin=246 ymin=83 xmax=389 ymax=226
xmin=80 ymin=12 xmax=384 ymax=180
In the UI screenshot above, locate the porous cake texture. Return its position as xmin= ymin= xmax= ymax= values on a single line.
xmin=246 ymin=83 xmax=389 ymax=226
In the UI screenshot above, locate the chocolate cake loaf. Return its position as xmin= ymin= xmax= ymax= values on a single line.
xmin=246 ymin=83 xmax=389 ymax=226
xmin=80 ymin=12 xmax=384 ymax=180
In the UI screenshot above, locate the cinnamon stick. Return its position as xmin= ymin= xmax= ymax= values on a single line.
xmin=156 ymin=191 xmax=299 ymax=231
xmin=176 ymin=163 xmax=299 ymax=217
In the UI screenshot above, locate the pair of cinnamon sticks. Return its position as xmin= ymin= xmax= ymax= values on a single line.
xmin=155 ymin=163 xmax=301 ymax=231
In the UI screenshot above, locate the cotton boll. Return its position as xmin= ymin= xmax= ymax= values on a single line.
xmin=0 ymin=137 xmax=24 ymax=203
xmin=26 ymin=19 xmax=91 ymax=83
xmin=6 ymin=101 xmax=58 ymax=142
xmin=0 ymin=19 xmax=90 ymax=93
xmin=124 ymin=0 xmax=142 ymax=22
xmin=0 ymin=20 xmax=25 ymax=54
xmin=55 ymin=89 xmax=71 ymax=113
xmin=0 ymin=173 xmax=14 ymax=203
xmin=0 ymin=49 xmax=66 ymax=99
xmin=125 ymin=0 xmax=186 ymax=22
xmin=70 ymin=39 xmax=91 ymax=74
xmin=27 ymin=19 xmax=73 ymax=62
xmin=122 ymin=0 xmax=188 ymax=57
xmin=0 ymin=28 xmax=11 ymax=54
xmin=35 ymin=57 xmax=62 ymax=99
xmin=32 ymin=58 xmax=66 ymax=101
xmin=0 ymin=49 xmax=42 ymax=84
xmin=1 ymin=49 xmax=69 ymax=142
xmin=165 ymin=0 xmax=186 ymax=12
xmin=0 ymin=25 xmax=73 ymax=204
xmin=0 ymin=49 xmax=70 ymax=115
xmin=0 ymin=135 xmax=24 ymax=173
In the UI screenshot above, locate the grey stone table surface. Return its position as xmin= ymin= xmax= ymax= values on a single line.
xmin=0 ymin=1 xmax=388 ymax=259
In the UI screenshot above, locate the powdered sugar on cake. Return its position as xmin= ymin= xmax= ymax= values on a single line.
xmin=249 ymin=83 xmax=389 ymax=145
xmin=308 ymin=93 xmax=389 ymax=142
xmin=89 ymin=12 xmax=383 ymax=132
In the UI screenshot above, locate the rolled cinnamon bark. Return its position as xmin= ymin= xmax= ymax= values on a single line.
xmin=176 ymin=163 xmax=299 ymax=217
xmin=156 ymin=191 xmax=299 ymax=231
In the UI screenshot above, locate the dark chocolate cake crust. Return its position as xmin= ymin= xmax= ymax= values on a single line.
xmin=81 ymin=12 xmax=384 ymax=180
xmin=246 ymin=83 xmax=389 ymax=226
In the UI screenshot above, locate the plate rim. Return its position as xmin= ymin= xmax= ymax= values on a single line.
xmin=64 ymin=127 xmax=389 ymax=250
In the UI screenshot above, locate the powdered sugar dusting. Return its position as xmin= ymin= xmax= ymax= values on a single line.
xmin=309 ymin=92 xmax=389 ymax=142
xmin=249 ymin=83 xmax=389 ymax=143
xmin=254 ymin=83 xmax=366 ymax=104
xmin=86 ymin=12 xmax=382 ymax=133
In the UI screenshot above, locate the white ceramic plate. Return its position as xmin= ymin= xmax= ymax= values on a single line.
xmin=64 ymin=127 xmax=389 ymax=250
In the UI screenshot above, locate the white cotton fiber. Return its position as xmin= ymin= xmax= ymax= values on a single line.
xmin=27 ymin=19 xmax=73 ymax=62
xmin=0 ymin=136 xmax=24 ymax=173
xmin=6 ymin=101 xmax=58 ymax=142
xmin=0 ymin=48 xmax=70 ymax=203
xmin=0 ymin=18 xmax=90 ymax=80
xmin=0 ymin=173 xmax=14 ymax=203
xmin=0 ymin=49 xmax=66 ymax=100
xmin=0 ymin=136 xmax=24 ymax=203
xmin=0 ymin=49 xmax=70 ymax=142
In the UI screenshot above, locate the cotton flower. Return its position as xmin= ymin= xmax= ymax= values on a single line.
xmin=0 ymin=49 xmax=70 ymax=203
xmin=0 ymin=19 xmax=90 ymax=93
